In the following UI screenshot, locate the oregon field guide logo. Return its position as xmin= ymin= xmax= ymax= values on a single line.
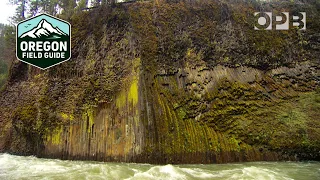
xmin=16 ymin=14 xmax=71 ymax=69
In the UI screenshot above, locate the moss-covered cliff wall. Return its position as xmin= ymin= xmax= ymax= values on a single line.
xmin=0 ymin=0 xmax=319 ymax=164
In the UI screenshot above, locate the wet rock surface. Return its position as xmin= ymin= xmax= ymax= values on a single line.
xmin=0 ymin=1 xmax=319 ymax=164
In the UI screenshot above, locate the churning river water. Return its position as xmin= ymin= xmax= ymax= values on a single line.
xmin=0 ymin=153 xmax=320 ymax=180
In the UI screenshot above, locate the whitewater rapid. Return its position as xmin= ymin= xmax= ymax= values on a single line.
xmin=0 ymin=153 xmax=319 ymax=179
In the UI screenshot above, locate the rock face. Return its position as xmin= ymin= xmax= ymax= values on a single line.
xmin=0 ymin=1 xmax=320 ymax=164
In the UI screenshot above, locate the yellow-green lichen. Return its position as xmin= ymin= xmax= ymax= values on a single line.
xmin=116 ymin=58 xmax=140 ymax=108
xmin=60 ymin=112 xmax=74 ymax=121
xmin=47 ymin=126 xmax=63 ymax=145
xmin=128 ymin=78 xmax=138 ymax=105
xmin=82 ymin=106 xmax=95 ymax=133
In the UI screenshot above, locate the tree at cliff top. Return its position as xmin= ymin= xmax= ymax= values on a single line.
xmin=9 ymin=0 xmax=90 ymax=21
xmin=28 ymin=0 xmax=60 ymax=17
xmin=0 ymin=24 xmax=10 ymax=89
xmin=10 ymin=0 xmax=27 ymax=22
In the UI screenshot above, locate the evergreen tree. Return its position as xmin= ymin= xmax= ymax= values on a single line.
xmin=10 ymin=0 xmax=27 ymax=22
xmin=29 ymin=0 xmax=60 ymax=16
xmin=60 ymin=0 xmax=77 ymax=19
xmin=91 ymin=0 xmax=101 ymax=6
xmin=77 ymin=0 xmax=88 ymax=11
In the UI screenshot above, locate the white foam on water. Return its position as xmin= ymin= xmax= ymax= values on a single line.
xmin=190 ymin=167 xmax=246 ymax=179
xmin=230 ymin=166 xmax=294 ymax=180
xmin=1 ymin=154 xmax=320 ymax=180
xmin=126 ymin=164 xmax=188 ymax=180
xmin=180 ymin=167 xmax=222 ymax=179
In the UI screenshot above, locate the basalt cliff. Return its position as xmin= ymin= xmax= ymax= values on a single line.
xmin=0 ymin=0 xmax=319 ymax=164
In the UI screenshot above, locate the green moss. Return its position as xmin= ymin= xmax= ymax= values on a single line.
xmin=316 ymin=87 xmax=320 ymax=94
xmin=60 ymin=112 xmax=74 ymax=121
xmin=151 ymin=72 xmax=320 ymax=157
xmin=87 ymin=109 xmax=94 ymax=133
xmin=47 ymin=126 xmax=63 ymax=145
xmin=116 ymin=90 xmax=127 ymax=108
xmin=116 ymin=73 xmax=139 ymax=108
xmin=116 ymin=58 xmax=140 ymax=108
xmin=177 ymin=107 xmax=187 ymax=120
xmin=277 ymin=109 xmax=307 ymax=128
xmin=115 ymin=128 xmax=122 ymax=143
xmin=13 ymin=105 xmax=39 ymax=135
xmin=243 ymin=92 xmax=320 ymax=151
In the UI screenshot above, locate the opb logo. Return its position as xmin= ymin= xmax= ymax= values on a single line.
xmin=254 ymin=12 xmax=306 ymax=30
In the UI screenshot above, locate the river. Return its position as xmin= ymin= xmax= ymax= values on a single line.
xmin=0 ymin=153 xmax=319 ymax=180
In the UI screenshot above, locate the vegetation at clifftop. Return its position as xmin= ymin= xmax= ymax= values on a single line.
xmin=0 ymin=61 xmax=8 ymax=89
xmin=0 ymin=0 xmax=319 ymax=163
xmin=0 ymin=23 xmax=10 ymax=89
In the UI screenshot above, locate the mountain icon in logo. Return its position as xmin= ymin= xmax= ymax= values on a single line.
xmin=20 ymin=19 xmax=68 ymax=40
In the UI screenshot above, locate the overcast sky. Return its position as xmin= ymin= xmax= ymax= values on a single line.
xmin=0 ymin=0 xmax=16 ymax=25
